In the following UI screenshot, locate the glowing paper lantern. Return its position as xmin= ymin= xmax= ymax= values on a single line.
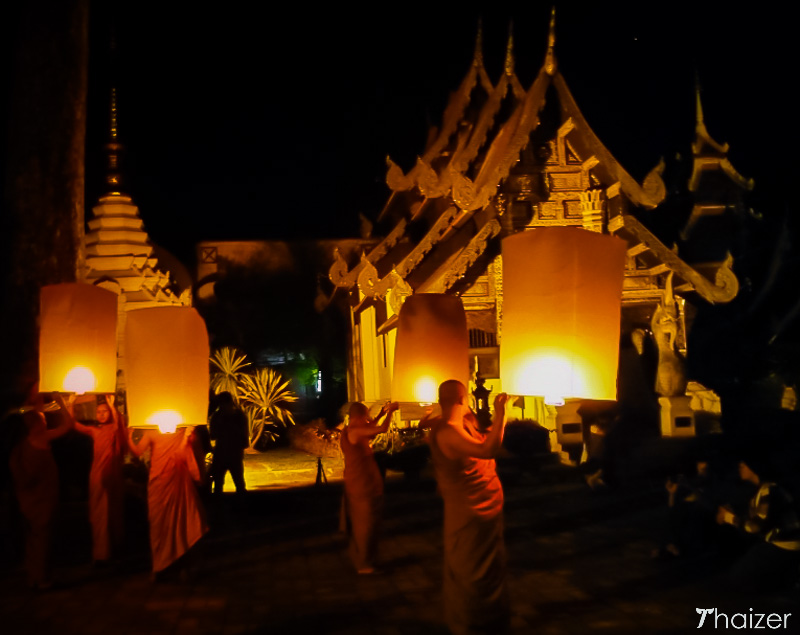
xmin=500 ymin=227 xmax=627 ymax=405
xmin=392 ymin=294 xmax=469 ymax=403
xmin=39 ymin=283 xmax=118 ymax=394
xmin=125 ymin=307 xmax=209 ymax=432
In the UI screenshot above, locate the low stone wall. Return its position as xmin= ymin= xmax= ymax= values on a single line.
xmin=287 ymin=419 xmax=343 ymax=458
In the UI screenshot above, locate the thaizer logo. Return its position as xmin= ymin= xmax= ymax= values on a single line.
xmin=696 ymin=608 xmax=792 ymax=629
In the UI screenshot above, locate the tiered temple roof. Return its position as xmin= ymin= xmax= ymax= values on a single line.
xmin=329 ymin=15 xmax=747 ymax=316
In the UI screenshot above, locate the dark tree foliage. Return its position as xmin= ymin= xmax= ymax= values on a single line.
xmin=197 ymin=242 xmax=349 ymax=424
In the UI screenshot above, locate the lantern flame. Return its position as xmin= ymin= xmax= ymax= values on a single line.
xmin=413 ymin=376 xmax=437 ymax=404
xmin=147 ymin=409 xmax=183 ymax=434
xmin=62 ymin=366 xmax=97 ymax=395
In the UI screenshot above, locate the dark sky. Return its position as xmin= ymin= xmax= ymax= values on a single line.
xmin=86 ymin=3 xmax=794 ymax=267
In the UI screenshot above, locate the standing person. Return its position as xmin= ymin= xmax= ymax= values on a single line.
xmin=208 ymin=392 xmax=248 ymax=495
xmin=128 ymin=426 xmax=208 ymax=578
xmin=428 ymin=380 xmax=510 ymax=635
xmin=72 ymin=394 xmax=125 ymax=565
xmin=9 ymin=392 xmax=74 ymax=589
xmin=340 ymin=400 xmax=398 ymax=574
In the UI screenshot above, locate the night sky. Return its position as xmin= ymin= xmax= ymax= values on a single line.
xmin=83 ymin=3 xmax=793 ymax=268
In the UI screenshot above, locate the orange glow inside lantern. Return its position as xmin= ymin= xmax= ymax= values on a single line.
xmin=39 ymin=283 xmax=118 ymax=394
xmin=392 ymin=294 xmax=469 ymax=404
xmin=125 ymin=307 xmax=209 ymax=433
xmin=500 ymin=227 xmax=627 ymax=404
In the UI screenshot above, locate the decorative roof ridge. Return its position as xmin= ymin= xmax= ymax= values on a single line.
xmin=461 ymin=65 xmax=552 ymax=211
xmin=692 ymin=77 xmax=729 ymax=156
xmin=385 ymin=26 xmax=493 ymax=193
xmin=689 ymin=77 xmax=753 ymax=192
xmin=617 ymin=214 xmax=738 ymax=303
xmin=551 ymin=72 xmax=666 ymax=209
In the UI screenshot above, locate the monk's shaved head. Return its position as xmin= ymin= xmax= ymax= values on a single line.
xmin=348 ymin=402 xmax=370 ymax=418
xmin=438 ymin=380 xmax=467 ymax=408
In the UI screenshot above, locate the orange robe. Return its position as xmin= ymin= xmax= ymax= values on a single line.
xmin=147 ymin=429 xmax=208 ymax=572
xmin=429 ymin=419 xmax=510 ymax=635
xmin=85 ymin=424 xmax=125 ymax=561
xmin=340 ymin=426 xmax=383 ymax=570
xmin=9 ymin=440 xmax=59 ymax=587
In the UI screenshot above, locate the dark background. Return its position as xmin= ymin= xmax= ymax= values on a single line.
xmin=82 ymin=3 xmax=795 ymax=267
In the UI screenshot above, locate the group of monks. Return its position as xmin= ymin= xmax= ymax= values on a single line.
xmin=7 ymin=388 xmax=208 ymax=588
xmin=9 ymin=379 xmax=507 ymax=633
xmin=341 ymin=380 xmax=510 ymax=635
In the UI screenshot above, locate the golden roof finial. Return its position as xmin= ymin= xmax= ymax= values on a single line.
xmin=695 ymin=72 xmax=705 ymax=127
xmin=545 ymin=6 xmax=557 ymax=76
xmin=473 ymin=18 xmax=484 ymax=68
xmin=504 ymin=22 xmax=515 ymax=76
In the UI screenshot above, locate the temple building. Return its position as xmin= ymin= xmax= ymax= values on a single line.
xmin=326 ymin=18 xmax=752 ymax=453
xmin=80 ymin=87 xmax=190 ymax=393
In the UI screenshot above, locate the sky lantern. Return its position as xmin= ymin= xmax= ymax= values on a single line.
xmin=125 ymin=306 xmax=209 ymax=433
xmin=39 ymin=283 xmax=118 ymax=395
xmin=500 ymin=227 xmax=627 ymax=405
xmin=392 ymin=294 xmax=469 ymax=404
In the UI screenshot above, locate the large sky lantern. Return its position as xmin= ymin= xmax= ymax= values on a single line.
xmin=125 ymin=306 xmax=209 ymax=433
xmin=500 ymin=227 xmax=628 ymax=405
xmin=392 ymin=294 xmax=469 ymax=404
xmin=39 ymin=283 xmax=118 ymax=395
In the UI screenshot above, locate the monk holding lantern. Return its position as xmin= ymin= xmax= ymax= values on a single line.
xmin=428 ymin=380 xmax=510 ymax=635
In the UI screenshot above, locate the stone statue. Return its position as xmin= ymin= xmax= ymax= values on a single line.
xmin=651 ymin=273 xmax=687 ymax=398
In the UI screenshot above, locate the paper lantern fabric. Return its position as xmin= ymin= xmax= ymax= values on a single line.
xmin=125 ymin=307 xmax=209 ymax=431
xmin=392 ymin=294 xmax=469 ymax=403
xmin=500 ymin=227 xmax=627 ymax=404
xmin=39 ymin=283 xmax=118 ymax=394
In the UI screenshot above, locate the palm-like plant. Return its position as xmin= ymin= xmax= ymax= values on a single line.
xmin=238 ymin=367 xmax=298 ymax=448
xmin=210 ymin=347 xmax=251 ymax=399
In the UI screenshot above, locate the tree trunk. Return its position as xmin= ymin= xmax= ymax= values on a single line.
xmin=1 ymin=0 xmax=89 ymax=410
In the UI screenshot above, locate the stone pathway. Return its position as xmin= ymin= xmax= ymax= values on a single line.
xmin=0 ymin=449 xmax=797 ymax=634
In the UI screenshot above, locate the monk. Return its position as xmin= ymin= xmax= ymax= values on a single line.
xmin=128 ymin=426 xmax=208 ymax=577
xmin=73 ymin=394 xmax=125 ymax=564
xmin=340 ymin=400 xmax=398 ymax=574
xmin=428 ymin=380 xmax=510 ymax=635
xmin=9 ymin=392 xmax=74 ymax=589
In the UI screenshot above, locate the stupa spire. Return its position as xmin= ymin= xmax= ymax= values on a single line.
xmin=103 ymin=32 xmax=126 ymax=199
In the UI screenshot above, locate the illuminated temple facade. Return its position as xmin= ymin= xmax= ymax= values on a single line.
xmin=327 ymin=20 xmax=752 ymax=451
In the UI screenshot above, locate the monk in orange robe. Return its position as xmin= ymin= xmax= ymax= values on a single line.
xmin=73 ymin=394 xmax=125 ymax=564
xmin=9 ymin=393 xmax=74 ymax=589
xmin=340 ymin=401 xmax=398 ymax=574
xmin=428 ymin=380 xmax=510 ymax=635
xmin=128 ymin=427 xmax=208 ymax=576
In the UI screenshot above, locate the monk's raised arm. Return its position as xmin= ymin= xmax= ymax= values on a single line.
xmin=48 ymin=393 xmax=76 ymax=440
xmin=128 ymin=428 xmax=151 ymax=457
xmin=439 ymin=394 xmax=508 ymax=460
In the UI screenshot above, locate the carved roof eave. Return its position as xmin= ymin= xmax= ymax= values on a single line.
xmin=417 ymin=216 xmax=502 ymax=294
xmin=328 ymin=217 xmax=409 ymax=288
xmin=413 ymin=69 xmax=529 ymax=203
xmin=611 ymin=214 xmax=739 ymax=304
xmin=552 ymin=73 xmax=666 ymax=210
xmin=688 ymin=156 xmax=755 ymax=193
xmin=384 ymin=55 xmax=493 ymax=196
xmin=692 ymin=120 xmax=728 ymax=156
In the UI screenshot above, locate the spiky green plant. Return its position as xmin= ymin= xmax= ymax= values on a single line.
xmin=238 ymin=367 xmax=297 ymax=448
xmin=210 ymin=347 xmax=251 ymax=400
